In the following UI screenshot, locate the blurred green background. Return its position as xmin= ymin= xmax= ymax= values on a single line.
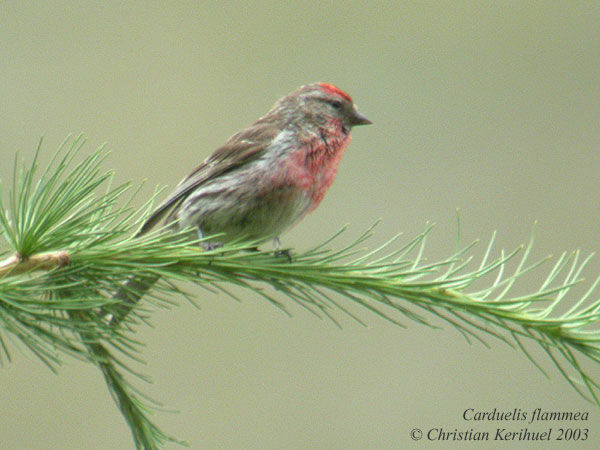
xmin=1 ymin=1 xmax=599 ymax=448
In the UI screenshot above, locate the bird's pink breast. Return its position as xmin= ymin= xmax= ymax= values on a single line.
xmin=283 ymin=131 xmax=352 ymax=212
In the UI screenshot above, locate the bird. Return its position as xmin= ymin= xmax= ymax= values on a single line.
xmin=110 ymin=82 xmax=371 ymax=326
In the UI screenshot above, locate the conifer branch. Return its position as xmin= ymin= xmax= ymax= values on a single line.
xmin=1 ymin=136 xmax=599 ymax=448
xmin=0 ymin=250 xmax=70 ymax=277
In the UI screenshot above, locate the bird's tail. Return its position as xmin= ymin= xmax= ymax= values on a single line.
xmin=108 ymin=273 xmax=161 ymax=327
xmin=108 ymin=210 xmax=180 ymax=327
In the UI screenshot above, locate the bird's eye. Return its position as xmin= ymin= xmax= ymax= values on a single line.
xmin=329 ymin=100 xmax=343 ymax=109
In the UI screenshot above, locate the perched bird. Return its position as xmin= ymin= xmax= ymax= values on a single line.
xmin=111 ymin=82 xmax=371 ymax=325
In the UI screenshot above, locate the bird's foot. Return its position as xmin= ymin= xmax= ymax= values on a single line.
xmin=272 ymin=237 xmax=293 ymax=262
xmin=202 ymin=242 xmax=223 ymax=251
xmin=274 ymin=248 xmax=293 ymax=262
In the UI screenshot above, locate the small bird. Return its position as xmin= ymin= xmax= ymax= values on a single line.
xmin=111 ymin=82 xmax=371 ymax=325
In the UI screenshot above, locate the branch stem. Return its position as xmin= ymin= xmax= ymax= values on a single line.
xmin=0 ymin=251 xmax=70 ymax=277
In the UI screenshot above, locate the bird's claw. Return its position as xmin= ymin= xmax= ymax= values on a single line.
xmin=274 ymin=248 xmax=293 ymax=262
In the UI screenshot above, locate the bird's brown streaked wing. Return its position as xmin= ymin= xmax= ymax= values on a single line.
xmin=135 ymin=123 xmax=279 ymax=236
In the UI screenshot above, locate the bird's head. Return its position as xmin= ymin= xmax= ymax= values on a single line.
xmin=272 ymin=82 xmax=372 ymax=134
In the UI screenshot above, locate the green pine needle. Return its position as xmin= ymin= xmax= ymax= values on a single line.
xmin=1 ymin=135 xmax=599 ymax=448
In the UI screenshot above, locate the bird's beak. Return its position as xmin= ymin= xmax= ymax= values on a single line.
xmin=350 ymin=106 xmax=372 ymax=126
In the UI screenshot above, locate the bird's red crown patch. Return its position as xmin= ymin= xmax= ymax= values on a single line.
xmin=319 ymin=83 xmax=353 ymax=102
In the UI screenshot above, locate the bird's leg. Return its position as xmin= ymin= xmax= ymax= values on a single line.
xmin=195 ymin=227 xmax=224 ymax=273
xmin=273 ymin=237 xmax=293 ymax=262
xmin=197 ymin=226 xmax=223 ymax=251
